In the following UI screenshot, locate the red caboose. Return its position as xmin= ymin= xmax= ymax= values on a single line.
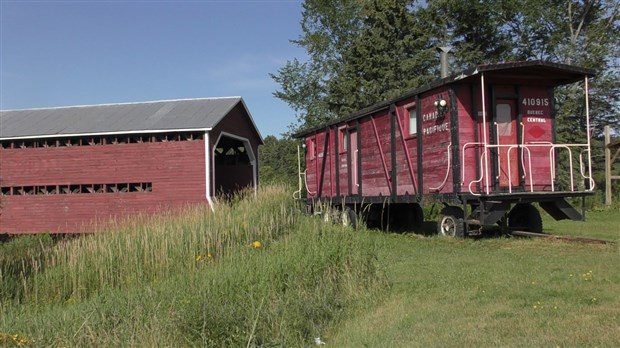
xmin=294 ymin=60 xmax=595 ymax=236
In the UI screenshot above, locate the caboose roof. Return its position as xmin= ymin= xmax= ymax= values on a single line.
xmin=0 ymin=97 xmax=261 ymax=141
xmin=294 ymin=60 xmax=595 ymax=138
xmin=459 ymin=60 xmax=595 ymax=84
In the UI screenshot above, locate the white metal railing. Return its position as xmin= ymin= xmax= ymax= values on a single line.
xmin=507 ymin=144 xmax=532 ymax=193
xmin=461 ymin=142 xmax=485 ymax=195
xmin=460 ymin=74 xmax=595 ymax=196
xmin=494 ymin=122 xmax=501 ymax=180
xmin=294 ymin=145 xmax=316 ymax=199
xmin=462 ymin=142 xmax=595 ymax=195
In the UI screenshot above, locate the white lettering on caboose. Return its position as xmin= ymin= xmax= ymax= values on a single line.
xmin=422 ymin=111 xmax=440 ymax=122
xmin=525 ymin=117 xmax=547 ymax=123
xmin=423 ymin=122 xmax=449 ymax=135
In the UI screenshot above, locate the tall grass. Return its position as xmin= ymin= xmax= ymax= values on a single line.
xmin=4 ymin=186 xmax=294 ymax=303
xmin=0 ymin=185 xmax=385 ymax=346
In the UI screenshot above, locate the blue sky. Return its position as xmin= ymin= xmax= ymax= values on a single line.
xmin=0 ymin=0 xmax=306 ymax=137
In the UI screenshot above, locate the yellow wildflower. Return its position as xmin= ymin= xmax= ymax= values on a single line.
xmin=251 ymin=240 xmax=262 ymax=249
xmin=582 ymin=271 xmax=593 ymax=281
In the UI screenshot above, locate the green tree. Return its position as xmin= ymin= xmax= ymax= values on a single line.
xmin=327 ymin=0 xmax=437 ymax=116
xmin=422 ymin=0 xmax=515 ymax=68
xmin=272 ymin=0 xmax=524 ymax=132
xmin=497 ymin=0 xmax=619 ymax=188
xmin=273 ymin=0 xmax=619 ymax=139
xmin=259 ymin=135 xmax=300 ymax=188
xmin=270 ymin=0 xmax=364 ymax=133
xmin=498 ymin=0 xmax=620 ymax=137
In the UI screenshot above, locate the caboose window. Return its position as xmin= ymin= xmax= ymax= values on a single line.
xmin=339 ymin=127 xmax=348 ymax=153
xmin=496 ymin=104 xmax=512 ymax=136
xmin=309 ymin=138 xmax=316 ymax=159
xmin=408 ymin=108 xmax=417 ymax=135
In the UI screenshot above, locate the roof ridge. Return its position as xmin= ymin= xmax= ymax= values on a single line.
xmin=0 ymin=96 xmax=242 ymax=112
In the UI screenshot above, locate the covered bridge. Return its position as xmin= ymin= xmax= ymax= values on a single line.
xmin=0 ymin=97 xmax=263 ymax=234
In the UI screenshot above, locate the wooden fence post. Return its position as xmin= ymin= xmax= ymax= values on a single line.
xmin=605 ymin=125 xmax=612 ymax=206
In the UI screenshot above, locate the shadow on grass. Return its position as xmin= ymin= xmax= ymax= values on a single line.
xmin=378 ymin=221 xmax=508 ymax=240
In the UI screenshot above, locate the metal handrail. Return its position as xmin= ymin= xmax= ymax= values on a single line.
xmin=466 ymin=72 xmax=593 ymax=196
xmin=494 ymin=122 xmax=501 ymax=179
xmin=461 ymin=142 xmax=485 ymax=186
xmin=430 ymin=143 xmax=451 ymax=192
xmin=579 ymin=148 xmax=596 ymax=190
xmin=468 ymin=150 xmax=487 ymax=196
xmin=506 ymin=145 xmax=533 ymax=193
xmin=462 ymin=142 xmax=594 ymax=194
xmin=549 ymin=145 xmax=575 ymax=192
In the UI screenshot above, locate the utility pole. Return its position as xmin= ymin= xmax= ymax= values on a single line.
xmin=605 ymin=126 xmax=620 ymax=207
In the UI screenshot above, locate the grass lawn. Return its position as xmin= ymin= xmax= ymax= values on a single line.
xmin=543 ymin=207 xmax=620 ymax=241
xmin=328 ymin=208 xmax=620 ymax=347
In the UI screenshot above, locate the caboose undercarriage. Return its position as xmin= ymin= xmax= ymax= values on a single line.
xmin=303 ymin=190 xmax=592 ymax=237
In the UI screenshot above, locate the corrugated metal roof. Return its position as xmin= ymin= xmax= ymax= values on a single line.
xmin=0 ymin=97 xmax=247 ymax=139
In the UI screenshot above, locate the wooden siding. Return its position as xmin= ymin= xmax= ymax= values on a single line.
xmin=420 ymin=89 xmax=453 ymax=194
xmin=393 ymin=102 xmax=418 ymax=196
xmin=359 ymin=112 xmax=393 ymax=197
xmin=306 ymin=129 xmax=335 ymax=198
xmin=0 ymin=140 xmax=206 ymax=233
xmin=300 ymin=62 xmax=589 ymax=204
xmin=302 ymin=81 xmax=557 ymax=201
xmin=210 ymin=103 xmax=262 ymax=190
xmin=211 ymin=103 xmax=262 ymax=150
xmin=457 ymin=85 xmax=479 ymax=192
xmin=520 ymin=86 xmax=554 ymax=189
xmin=305 ymin=89 xmax=458 ymax=201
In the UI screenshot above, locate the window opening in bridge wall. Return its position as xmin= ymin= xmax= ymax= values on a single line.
xmin=0 ymin=182 xmax=152 ymax=196
xmin=0 ymin=132 xmax=205 ymax=150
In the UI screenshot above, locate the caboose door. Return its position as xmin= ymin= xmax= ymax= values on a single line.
xmin=494 ymin=100 xmax=520 ymax=188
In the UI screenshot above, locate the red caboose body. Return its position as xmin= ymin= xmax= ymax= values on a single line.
xmin=294 ymin=61 xmax=595 ymax=236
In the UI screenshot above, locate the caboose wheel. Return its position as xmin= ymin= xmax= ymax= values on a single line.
xmin=508 ymin=204 xmax=543 ymax=233
xmin=437 ymin=206 xmax=465 ymax=237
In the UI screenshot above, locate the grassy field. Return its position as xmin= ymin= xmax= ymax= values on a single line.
xmin=0 ymin=189 xmax=618 ymax=347
xmin=329 ymin=208 xmax=620 ymax=347
xmin=543 ymin=207 xmax=620 ymax=241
